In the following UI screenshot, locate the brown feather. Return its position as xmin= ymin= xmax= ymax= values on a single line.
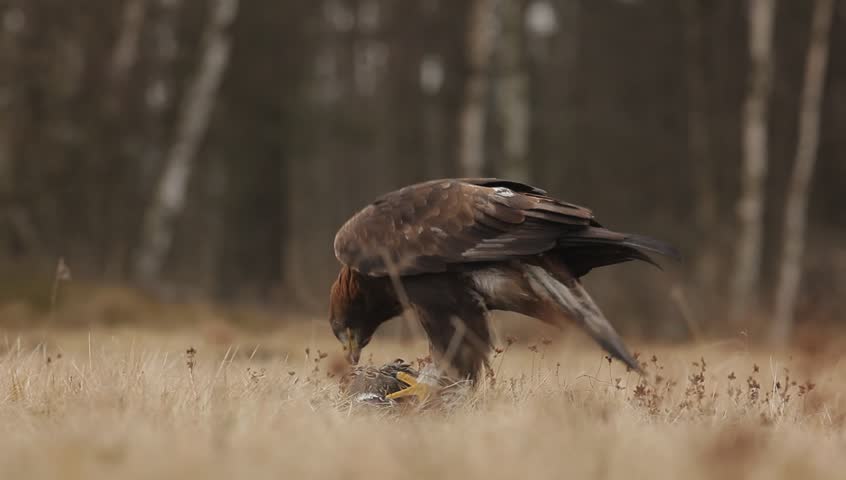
xmin=334 ymin=179 xmax=605 ymax=276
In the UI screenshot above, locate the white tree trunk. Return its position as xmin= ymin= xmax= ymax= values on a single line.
xmin=458 ymin=0 xmax=497 ymax=177
xmin=141 ymin=0 xmax=183 ymax=179
xmin=495 ymin=0 xmax=530 ymax=182
xmin=771 ymin=0 xmax=835 ymax=343
xmin=134 ymin=0 xmax=239 ymax=284
xmin=730 ymin=0 xmax=775 ymax=322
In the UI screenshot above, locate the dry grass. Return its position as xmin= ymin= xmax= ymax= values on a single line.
xmin=1 ymin=320 xmax=845 ymax=480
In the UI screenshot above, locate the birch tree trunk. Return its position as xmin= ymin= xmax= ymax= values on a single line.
xmin=495 ymin=0 xmax=530 ymax=182
xmin=730 ymin=0 xmax=775 ymax=323
xmin=458 ymin=0 xmax=497 ymax=177
xmin=134 ymin=0 xmax=239 ymax=284
xmin=142 ymin=0 xmax=183 ymax=177
xmin=771 ymin=0 xmax=835 ymax=343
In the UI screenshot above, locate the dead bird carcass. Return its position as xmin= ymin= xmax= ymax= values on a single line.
xmin=340 ymin=358 xmax=469 ymax=407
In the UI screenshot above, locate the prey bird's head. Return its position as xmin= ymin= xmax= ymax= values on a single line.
xmin=329 ymin=266 xmax=399 ymax=365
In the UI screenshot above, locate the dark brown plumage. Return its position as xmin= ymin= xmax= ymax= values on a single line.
xmin=329 ymin=178 xmax=679 ymax=382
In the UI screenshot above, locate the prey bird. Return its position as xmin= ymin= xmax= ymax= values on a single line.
xmin=329 ymin=178 xmax=679 ymax=400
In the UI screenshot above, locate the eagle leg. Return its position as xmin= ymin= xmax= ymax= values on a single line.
xmin=385 ymin=371 xmax=434 ymax=402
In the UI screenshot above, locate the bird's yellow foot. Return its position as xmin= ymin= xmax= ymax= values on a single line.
xmin=386 ymin=371 xmax=433 ymax=401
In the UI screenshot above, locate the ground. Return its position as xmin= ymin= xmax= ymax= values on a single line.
xmin=1 ymin=318 xmax=844 ymax=480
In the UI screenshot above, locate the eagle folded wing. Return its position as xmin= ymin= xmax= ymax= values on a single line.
xmin=334 ymin=179 xmax=594 ymax=276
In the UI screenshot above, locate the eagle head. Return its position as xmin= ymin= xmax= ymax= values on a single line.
xmin=329 ymin=266 xmax=400 ymax=365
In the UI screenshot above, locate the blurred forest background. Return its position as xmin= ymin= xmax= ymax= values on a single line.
xmin=0 ymin=0 xmax=843 ymax=342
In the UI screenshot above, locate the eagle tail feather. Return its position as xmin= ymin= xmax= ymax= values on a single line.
xmin=621 ymin=234 xmax=682 ymax=262
xmin=555 ymin=229 xmax=680 ymax=276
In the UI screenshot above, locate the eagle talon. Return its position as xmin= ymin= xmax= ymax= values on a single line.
xmin=386 ymin=371 xmax=433 ymax=401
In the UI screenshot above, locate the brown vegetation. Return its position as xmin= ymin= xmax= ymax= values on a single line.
xmin=1 ymin=310 xmax=844 ymax=479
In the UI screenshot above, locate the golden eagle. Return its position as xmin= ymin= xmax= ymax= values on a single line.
xmin=329 ymin=179 xmax=678 ymax=400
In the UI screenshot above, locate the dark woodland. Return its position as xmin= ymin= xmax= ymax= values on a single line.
xmin=0 ymin=0 xmax=844 ymax=341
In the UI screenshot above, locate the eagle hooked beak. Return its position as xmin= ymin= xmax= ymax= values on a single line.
xmin=344 ymin=328 xmax=361 ymax=365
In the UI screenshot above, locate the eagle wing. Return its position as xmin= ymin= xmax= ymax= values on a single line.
xmin=334 ymin=178 xmax=600 ymax=276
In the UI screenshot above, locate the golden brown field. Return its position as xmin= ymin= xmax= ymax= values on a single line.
xmin=2 ymin=313 xmax=845 ymax=480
